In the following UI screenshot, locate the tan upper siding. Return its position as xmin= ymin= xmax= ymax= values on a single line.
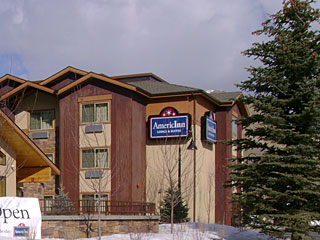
xmin=78 ymin=95 xmax=112 ymax=195
xmin=14 ymin=92 xmax=59 ymax=173
xmin=15 ymin=91 xmax=60 ymax=128
xmin=147 ymin=98 xmax=194 ymax=120
xmin=196 ymin=96 xmax=216 ymax=122
xmin=146 ymin=96 xmax=217 ymax=223
xmin=0 ymin=137 xmax=17 ymax=196
xmin=79 ymin=124 xmax=111 ymax=148
xmin=15 ymin=111 xmax=28 ymax=130
xmin=194 ymin=125 xmax=215 ymax=223
xmin=146 ymin=141 xmax=194 ymax=213
xmin=79 ymin=170 xmax=111 ymax=193
xmin=146 ymin=124 xmax=216 ymax=223
xmin=147 ymin=96 xmax=215 ymax=126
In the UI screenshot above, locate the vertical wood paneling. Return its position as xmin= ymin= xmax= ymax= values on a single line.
xmin=215 ymin=103 xmax=243 ymax=226
xmin=215 ymin=107 xmax=232 ymax=225
xmin=131 ymin=95 xmax=146 ymax=202
xmin=59 ymin=94 xmax=80 ymax=201
xmin=111 ymin=91 xmax=133 ymax=201
xmin=59 ymin=79 xmax=147 ymax=203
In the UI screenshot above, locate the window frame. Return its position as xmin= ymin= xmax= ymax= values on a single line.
xmin=29 ymin=109 xmax=55 ymax=131
xmin=43 ymin=195 xmax=54 ymax=212
xmin=232 ymin=117 xmax=238 ymax=140
xmin=81 ymin=193 xmax=110 ymax=213
xmin=81 ymin=193 xmax=109 ymax=201
xmin=81 ymin=148 xmax=110 ymax=169
xmin=81 ymin=102 xmax=110 ymax=124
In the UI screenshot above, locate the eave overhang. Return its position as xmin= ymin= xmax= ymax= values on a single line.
xmin=111 ymin=73 xmax=168 ymax=83
xmin=0 ymin=74 xmax=26 ymax=84
xmin=40 ymin=66 xmax=88 ymax=86
xmin=0 ymin=82 xmax=54 ymax=101
xmin=0 ymin=110 xmax=60 ymax=182
xmin=57 ymin=72 xmax=144 ymax=96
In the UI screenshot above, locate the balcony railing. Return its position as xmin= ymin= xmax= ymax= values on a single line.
xmin=39 ymin=199 xmax=156 ymax=216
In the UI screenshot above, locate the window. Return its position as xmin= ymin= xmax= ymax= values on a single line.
xmin=82 ymin=148 xmax=109 ymax=169
xmin=45 ymin=153 xmax=54 ymax=162
xmin=16 ymin=188 xmax=23 ymax=197
xmin=0 ymin=151 xmax=5 ymax=165
xmin=232 ymin=117 xmax=238 ymax=139
xmin=82 ymin=194 xmax=109 ymax=213
xmin=43 ymin=195 xmax=54 ymax=213
xmin=0 ymin=177 xmax=5 ymax=197
xmin=82 ymin=102 xmax=109 ymax=123
xmin=30 ymin=110 xmax=54 ymax=130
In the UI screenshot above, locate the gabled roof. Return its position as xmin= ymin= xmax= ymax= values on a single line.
xmin=208 ymin=91 xmax=242 ymax=105
xmin=40 ymin=66 xmax=87 ymax=86
xmin=0 ymin=110 xmax=60 ymax=176
xmin=0 ymin=66 xmax=248 ymax=116
xmin=127 ymin=80 xmax=201 ymax=96
xmin=0 ymin=82 xmax=54 ymax=101
xmin=112 ymin=73 xmax=167 ymax=83
xmin=0 ymin=74 xmax=26 ymax=84
xmin=57 ymin=72 xmax=138 ymax=96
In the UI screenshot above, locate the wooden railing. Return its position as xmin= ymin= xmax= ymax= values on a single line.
xmin=39 ymin=199 xmax=156 ymax=216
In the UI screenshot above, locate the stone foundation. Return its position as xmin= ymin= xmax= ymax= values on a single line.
xmin=42 ymin=215 xmax=160 ymax=239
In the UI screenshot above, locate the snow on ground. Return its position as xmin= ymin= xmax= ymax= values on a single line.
xmin=41 ymin=223 xmax=270 ymax=240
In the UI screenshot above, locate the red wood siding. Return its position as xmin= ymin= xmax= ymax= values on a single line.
xmin=59 ymin=94 xmax=80 ymax=201
xmin=131 ymin=95 xmax=146 ymax=202
xmin=215 ymin=103 xmax=244 ymax=225
xmin=0 ymin=80 xmax=22 ymax=95
xmin=46 ymin=72 xmax=83 ymax=90
xmin=59 ymin=79 xmax=147 ymax=203
xmin=215 ymin=107 xmax=233 ymax=225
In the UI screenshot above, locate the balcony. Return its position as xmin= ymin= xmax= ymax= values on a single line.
xmin=39 ymin=199 xmax=156 ymax=216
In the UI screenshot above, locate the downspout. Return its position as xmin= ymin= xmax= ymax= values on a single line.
xmin=193 ymin=93 xmax=197 ymax=222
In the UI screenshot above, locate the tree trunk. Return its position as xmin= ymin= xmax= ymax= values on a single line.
xmin=171 ymin=200 xmax=174 ymax=234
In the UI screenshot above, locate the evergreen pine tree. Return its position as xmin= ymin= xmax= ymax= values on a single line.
xmin=230 ymin=0 xmax=320 ymax=239
xmin=52 ymin=186 xmax=74 ymax=215
xmin=160 ymin=187 xmax=189 ymax=223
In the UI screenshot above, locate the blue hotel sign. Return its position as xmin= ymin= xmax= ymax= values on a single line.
xmin=205 ymin=117 xmax=216 ymax=143
xmin=201 ymin=111 xmax=217 ymax=143
xmin=149 ymin=107 xmax=190 ymax=139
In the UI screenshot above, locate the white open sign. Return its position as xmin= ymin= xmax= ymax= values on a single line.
xmin=0 ymin=197 xmax=41 ymax=239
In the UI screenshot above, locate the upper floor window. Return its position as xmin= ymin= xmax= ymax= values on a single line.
xmin=30 ymin=110 xmax=54 ymax=130
xmin=0 ymin=151 xmax=5 ymax=165
xmin=82 ymin=102 xmax=109 ymax=123
xmin=232 ymin=117 xmax=238 ymax=140
xmin=82 ymin=148 xmax=109 ymax=169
